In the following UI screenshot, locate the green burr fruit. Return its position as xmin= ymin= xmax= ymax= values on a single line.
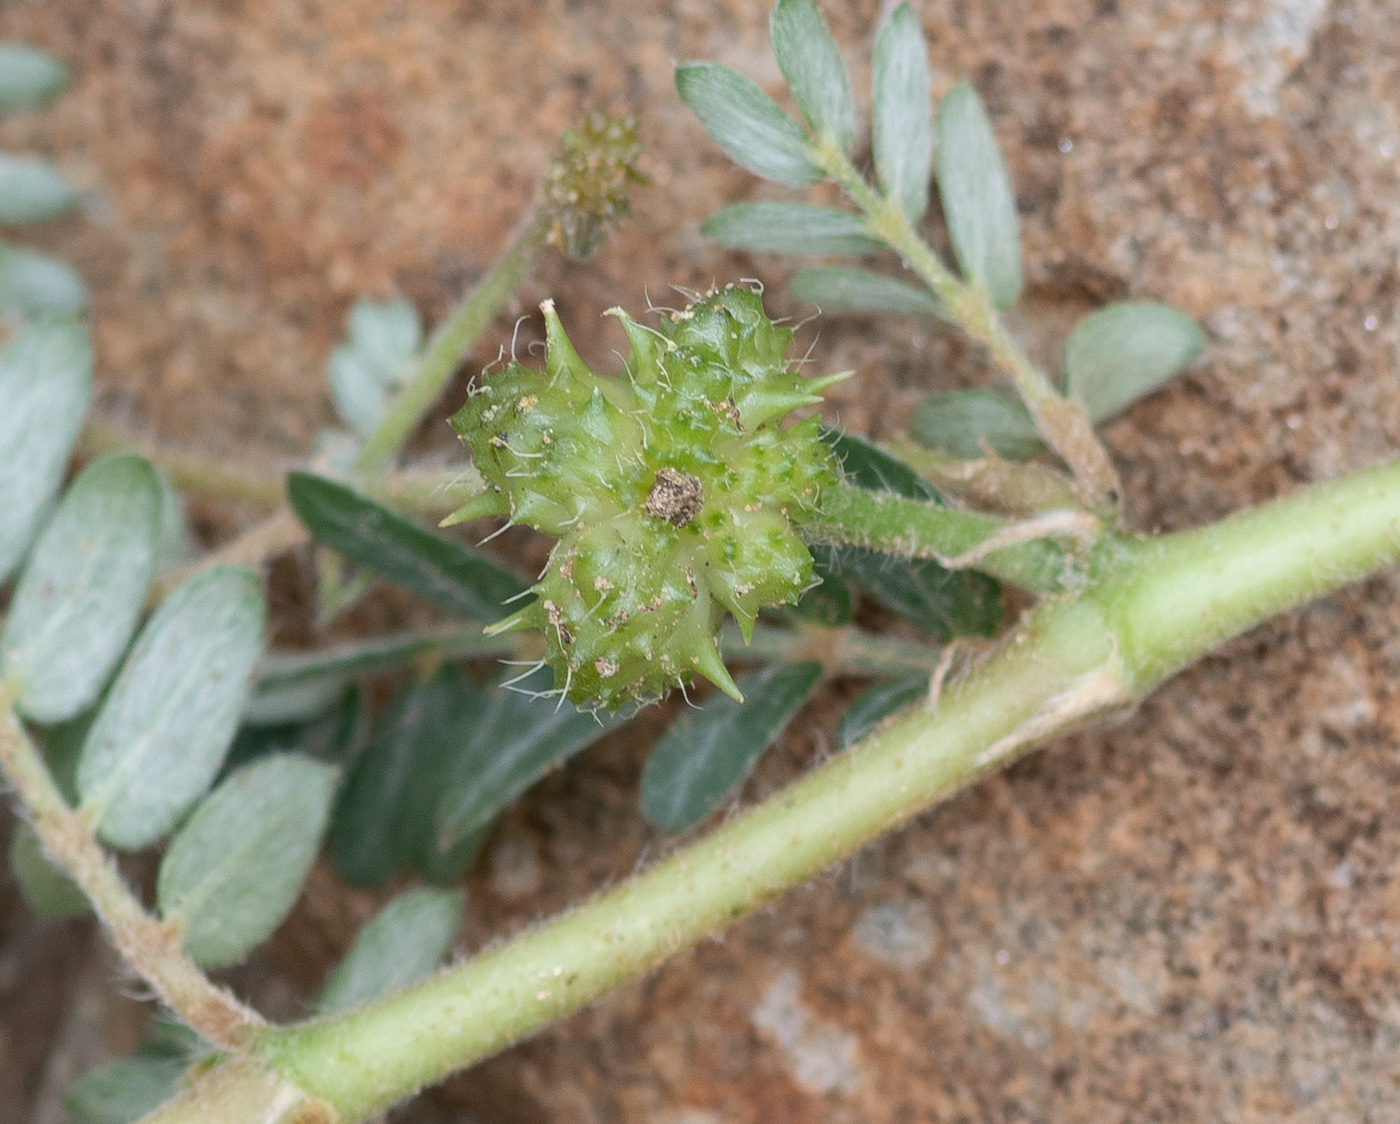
xmin=450 ymin=285 xmax=844 ymax=710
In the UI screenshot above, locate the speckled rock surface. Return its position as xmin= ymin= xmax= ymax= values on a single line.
xmin=3 ymin=1 xmax=1400 ymax=1121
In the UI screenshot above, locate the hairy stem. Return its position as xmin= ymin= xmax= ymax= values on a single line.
xmin=805 ymin=478 xmax=1086 ymax=593
xmin=83 ymin=419 xmax=488 ymax=520
xmin=809 ymin=139 xmax=1119 ymax=510
xmin=79 ymin=420 xmax=288 ymax=509
xmin=0 ymin=686 xmax=262 ymax=1051
xmin=259 ymin=596 xmax=1124 ymax=1121
xmin=355 ymin=213 xmax=551 ymax=473
xmin=140 ymin=454 xmax=1400 ymax=1122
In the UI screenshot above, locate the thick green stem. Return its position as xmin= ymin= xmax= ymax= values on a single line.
xmin=258 ymin=596 xmax=1123 ymax=1120
xmin=247 ymin=456 xmax=1400 ymax=1121
xmin=806 ymin=479 xmax=1084 ymax=593
xmin=354 ymin=214 xmax=550 ymax=473
xmin=0 ymin=685 xmax=262 ymax=1051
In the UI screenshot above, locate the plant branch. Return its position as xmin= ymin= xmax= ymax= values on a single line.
xmin=257 ymin=595 xmax=1125 ymax=1121
xmin=0 ymin=685 xmax=262 ymax=1051
xmin=809 ymin=139 xmax=1120 ymax=511
xmin=230 ymin=454 xmax=1400 ymax=1122
xmin=805 ymin=478 xmax=1088 ymax=593
xmin=79 ymin=419 xmax=287 ymax=509
xmin=82 ymin=418 xmax=489 ymax=521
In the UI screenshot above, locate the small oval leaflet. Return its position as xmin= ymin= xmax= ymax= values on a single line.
xmin=77 ymin=565 xmax=267 ymax=850
xmin=0 ymin=241 xmax=88 ymax=316
xmin=0 ymin=454 xmax=160 ymax=724
xmin=770 ymin=0 xmax=856 ymax=153
xmin=676 ymin=63 xmax=821 ymax=188
xmin=872 ymin=3 xmax=934 ymax=226
xmin=0 ymin=44 xmax=68 ymax=113
xmin=329 ymin=669 xmax=477 ymax=889
xmin=0 ymin=154 xmax=79 ymax=225
xmin=838 ymin=674 xmax=928 ymax=750
xmin=314 ymin=888 xmax=464 ymax=1016
xmin=329 ymin=298 xmax=423 ymax=436
xmin=936 ymin=82 xmax=1023 ymax=309
xmin=641 ymin=662 xmax=822 ymax=832
xmin=790 ymin=266 xmax=942 ymax=321
xmin=0 ymin=317 xmax=93 ymax=583
xmin=157 ymin=754 xmax=338 ymax=969
xmin=910 ymin=389 xmax=1044 ymax=462
xmin=434 ymin=666 xmax=622 ymax=850
xmin=287 ymin=472 xmax=527 ymax=622
xmin=1063 ymin=301 xmax=1207 ymax=424
xmin=702 ymin=202 xmax=883 ymax=257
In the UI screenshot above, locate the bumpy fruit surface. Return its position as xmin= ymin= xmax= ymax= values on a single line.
xmin=449 ymin=285 xmax=843 ymax=709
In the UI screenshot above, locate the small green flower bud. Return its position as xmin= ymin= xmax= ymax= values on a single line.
xmin=451 ymin=285 xmax=843 ymax=709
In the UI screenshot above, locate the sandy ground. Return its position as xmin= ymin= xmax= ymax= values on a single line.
xmin=3 ymin=0 xmax=1400 ymax=1120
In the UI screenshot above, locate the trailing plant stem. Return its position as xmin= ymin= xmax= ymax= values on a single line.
xmin=250 ymin=455 xmax=1400 ymax=1120
xmin=809 ymin=138 xmax=1119 ymax=509
xmin=807 ymin=479 xmax=1083 ymax=593
xmin=0 ymin=685 xmax=262 ymax=1051
xmin=82 ymin=418 xmax=488 ymax=521
xmin=261 ymin=596 xmax=1125 ymax=1120
xmin=97 ymin=455 xmax=1400 ymax=1122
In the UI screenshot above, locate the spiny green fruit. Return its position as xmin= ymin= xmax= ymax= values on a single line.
xmin=449 ymin=285 xmax=844 ymax=710
xmin=541 ymin=110 xmax=647 ymax=260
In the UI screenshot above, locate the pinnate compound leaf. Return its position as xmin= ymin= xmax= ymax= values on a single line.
xmin=0 ymin=455 xmax=160 ymax=723
xmin=770 ymin=0 xmax=855 ymax=152
xmin=314 ymin=888 xmax=463 ymax=1016
xmin=435 ymin=666 xmax=622 ymax=848
xmin=0 ymin=154 xmax=79 ymax=224
xmin=936 ymin=82 xmax=1023 ymax=308
xmin=676 ymin=63 xmax=821 ymax=188
xmin=701 ymin=202 xmax=881 ymax=256
xmin=872 ymin=4 xmax=933 ymax=225
xmin=9 ymin=822 xmax=88 ymax=919
xmin=0 ymin=241 xmax=87 ymax=316
xmin=910 ymin=389 xmax=1044 ymax=461
xmin=837 ymin=674 xmax=927 ymax=749
xmin=329 ymin=669 xmax=479 ymax=888
xmin=0 ymin=45 xmax=68 ymax=113
xmin=0 ymin=317 xmax=92 ymax=582
xmin=157 ymin=754 xmax=337 ymax=968
xmin=642 ymin=662 xmax=821 ymax=831
xmin=1063 ymin=301 xmax=1207 ymax=423
xmin=287 ymin=472 xmax=526 ymax=621
xmin=790 ymin=266 xmax=941 ymax=320
xmin=77 ymin=567 xmax=267 ymax=850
